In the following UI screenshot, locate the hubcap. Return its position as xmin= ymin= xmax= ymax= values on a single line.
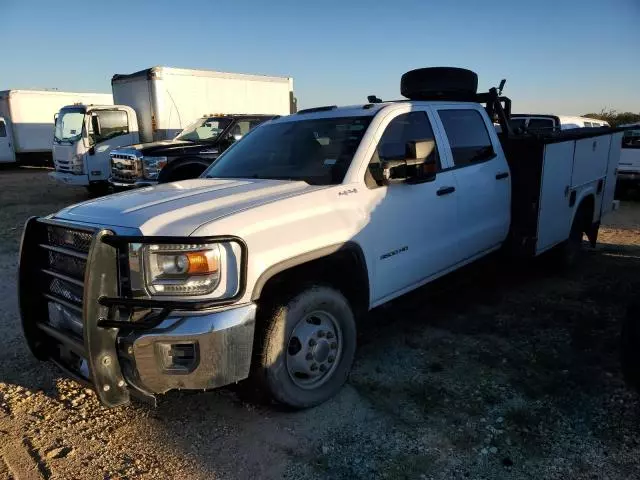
xmin=286 ymin=310 xmax=342 ymax=389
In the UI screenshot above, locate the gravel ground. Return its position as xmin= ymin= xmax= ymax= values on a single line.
xmin=1 ymin=167 xmax=639 ymax=479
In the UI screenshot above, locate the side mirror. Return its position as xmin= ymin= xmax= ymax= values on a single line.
xmin=91 ymin=114 xmax=102 ymax=137
xmin=371 ymin=140 xmax=437 ymax=185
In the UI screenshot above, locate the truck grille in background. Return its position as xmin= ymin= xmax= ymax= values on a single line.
xmin=39 ymin=224 xmax=93 ymax=337
xmin=54 ymin=158 xmax=84 ymax=174
xmin=111 ymin=153 xmax=141 ymax=182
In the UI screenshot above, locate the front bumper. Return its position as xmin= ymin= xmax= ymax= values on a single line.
xmin=109 ymin=177 xmax=158 ymax=189
xmin=49 ymin=171 xmax=90 ymax=186
xmin=618 ymin=171 xmax=640 ymax=182
xmin=19 ymin=217 xmax=253 ymax=407
xmin=125 ymin=304 xmax=256 ymax=394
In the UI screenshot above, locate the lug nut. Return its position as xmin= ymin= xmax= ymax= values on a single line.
xmin=309 ymin=339 xmax=316 ymax=347
xmin=319 ymin=364 xmax=327 ymax=372
xmin=103 ymin=385 xmax=110 ymax=392
xmin=330 ymin=342 xmax=337 ymax=350
xmin=306 ymin=353 xmax=313 ymax=360
xmin=127 ymin=346 xmax=134 ymax=355
xmin=328 ymin=356 xmax=335 ymax=363
xmin=310 ymin=363 xmax=318 ymax=371
xmin=102 ymin=355 xmax=112 ymax=367
xmin=317 ymin=330 xmax=325 ymax=338
xmin=326 ymin=332 xmax=334 ymax=339
xmin=117 ymin=380 xmax=126 ymax=388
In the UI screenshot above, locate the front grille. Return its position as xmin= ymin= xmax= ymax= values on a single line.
xmin=49 ymin=277 xmax=83 ymax=305
xmin=48 ymin=251 xmax=86 ymax=279
xmin=38 ymin=224 xmax=94 ymax=336
xmin=47 ymin=226 xmax=93 ymax=253
xmin=111 ymin=153 xmax=141 ymax=182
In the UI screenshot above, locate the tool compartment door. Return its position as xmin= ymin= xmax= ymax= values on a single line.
xmin=536 ymin=141 xmax=575 ymax=253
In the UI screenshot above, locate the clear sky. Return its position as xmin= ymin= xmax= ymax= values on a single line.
xmin=2 ymin=0 xmax=638 ymax=115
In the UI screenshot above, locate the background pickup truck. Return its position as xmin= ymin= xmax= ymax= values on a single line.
xmin=18 ymin=67 xmax=628 ymax=410
xmin=109 ymin=114 xmax=275 ymax=188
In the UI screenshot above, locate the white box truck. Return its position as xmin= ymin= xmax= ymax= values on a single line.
xmin=50 ymin=66 xmax=295 ymax=194
xmin=0 ymin=90 xmax=112 ymax=164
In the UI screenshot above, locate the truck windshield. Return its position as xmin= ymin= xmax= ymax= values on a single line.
xmin=54 ymin=108 xmax=85 ymax=143
xmin=622 ymin=129 xmax=640 ymax=149
xmin=175 ymin=117 xmax=233 ymax=142
xmin=204 ymin=116 xmax=372 ymax=185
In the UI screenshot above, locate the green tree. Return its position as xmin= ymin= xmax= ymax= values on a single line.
xmin=583 ymin=109 xmax=640 ymax=127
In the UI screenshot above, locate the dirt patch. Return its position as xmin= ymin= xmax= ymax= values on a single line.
xmin=0 ymin=169 xmax=639 ymax=479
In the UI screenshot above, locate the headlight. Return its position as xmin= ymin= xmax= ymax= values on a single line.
xmin=143 ymin=243 xmax=221 ymax=296
xmin=141 ymin=156 xmax=168 ymax=180
xmin=71 ymin=154 xmax=84 ymax=174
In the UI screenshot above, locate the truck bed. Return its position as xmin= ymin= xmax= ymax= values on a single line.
xmin=502 ymin=126 xmax=625 ymax=255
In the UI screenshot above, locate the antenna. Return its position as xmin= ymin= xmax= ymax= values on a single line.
xmin=497 ymin=79 xmax=506 ymax=96
xmin=367 ymin=95 xmax=382 ymax=104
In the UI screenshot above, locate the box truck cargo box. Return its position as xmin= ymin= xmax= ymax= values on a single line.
xmin=0 ymin=90 xmax=113 ymax=164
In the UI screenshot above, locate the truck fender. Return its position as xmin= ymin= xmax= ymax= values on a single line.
xmin=157 ymin=157 xmax=212 ymax=183
xmin=251 ymin=241 xmax=370 ymax=314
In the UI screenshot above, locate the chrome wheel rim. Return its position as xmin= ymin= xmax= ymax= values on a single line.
xmin=286 ymin=310 xmax=343 ymax=389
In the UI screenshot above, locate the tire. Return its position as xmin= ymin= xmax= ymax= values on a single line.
xmin=550 ymin=206 xmax=589 ymax=268
xmin=86 ymin=182 xmax=110 ymax=197
xmin=622 ymin=301 xmax=640 ymax=393
xmin=401 ymin=67 xmax=478 ymax=101
xmin=251 ymin=285 xmax=357 ymax=408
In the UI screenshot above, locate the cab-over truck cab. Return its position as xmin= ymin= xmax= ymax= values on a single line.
xmin=51 ymin=104 xmax=138 ymax=194
xmin=19 ymin=68 xmax=624 ymax=409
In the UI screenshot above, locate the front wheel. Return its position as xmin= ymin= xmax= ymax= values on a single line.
xmin=86 ymin=182 xmax=110 ymax=197
xmin=252 ymin=285 xmax=357 ymax=408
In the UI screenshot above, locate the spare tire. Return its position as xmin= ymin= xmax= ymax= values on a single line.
xmin=401 ymin=67 xmax=478 ymax=101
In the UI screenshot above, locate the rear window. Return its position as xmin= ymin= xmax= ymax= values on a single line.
xmin=527 ymin=118 xmax=555 ymax=131
xmin=623 ymin=129 xmax=640 ymax=149
xmin=438 ymin=109 xmax=494 ymax=166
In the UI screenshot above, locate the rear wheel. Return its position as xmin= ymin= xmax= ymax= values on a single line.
xmin=550 ymin=205 xmax=590 ymax=268
xmin=251 ymin=285 xmax=357 ymax=408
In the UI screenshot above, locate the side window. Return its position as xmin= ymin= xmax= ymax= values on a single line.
xmin=90 ymin=110 xmax=129 ymax=144
xmin=366 ymin=111 xmax=440 ymax=188
xmin=583 ymin=122 xmax=593 ymax=128
xmin=229 ymin=120 xmax=253 ymax=141
xmin=438 ymin=109 xmax=494 ymax=167
xmin=0 ymin=120 xmax=6 ymax=137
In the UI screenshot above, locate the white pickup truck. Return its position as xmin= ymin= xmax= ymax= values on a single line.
xmin=19 ymin=68 xmax=626 ymax=409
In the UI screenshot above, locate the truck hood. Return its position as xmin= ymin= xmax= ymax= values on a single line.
xmin=54 ymin=178 xmax=323 ymax=235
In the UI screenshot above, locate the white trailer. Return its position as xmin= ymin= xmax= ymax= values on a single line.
xmin=111 ymin=66 xmax=295 ymax=143
xmin=0 ymin=90 xmax=113 ymax=164
xmin=50 ymin=66 xmax=295 ymax=193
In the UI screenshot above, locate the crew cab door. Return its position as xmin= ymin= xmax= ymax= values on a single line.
xmin=432 ymin=106 xmax=511 ymax=259
xmin=362 ymin=109 xmax=460 ymax=304
xmin=0 ymin=117 xmax=16 ymax=163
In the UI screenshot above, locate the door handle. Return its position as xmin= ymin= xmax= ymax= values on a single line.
xmin=495 ymin=172 xmax=509 ymax=180
xmin=436 ymin=186 xmax=455 ymax=196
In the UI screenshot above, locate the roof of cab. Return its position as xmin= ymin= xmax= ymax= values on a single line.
xmin=274 ymin=100 xmax=482 ymax=123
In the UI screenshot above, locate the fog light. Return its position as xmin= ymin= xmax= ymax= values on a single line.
xmin=155 ymin=342 xmax=199 ymax=374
